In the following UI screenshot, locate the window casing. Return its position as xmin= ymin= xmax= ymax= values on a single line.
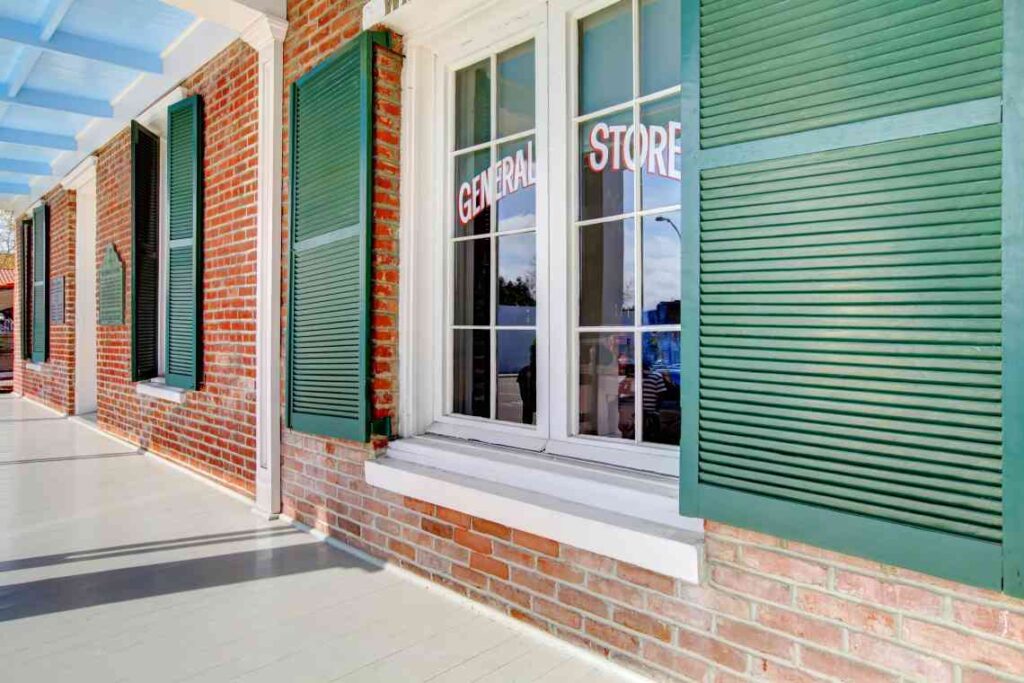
xmin=411 ymin=0 xmax=682 ymax=476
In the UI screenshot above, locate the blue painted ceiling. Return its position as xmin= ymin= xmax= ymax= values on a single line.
xmin=0 ymin=0 xmax=197 ymax=203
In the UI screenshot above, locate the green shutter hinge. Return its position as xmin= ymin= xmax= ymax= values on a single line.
xmin=371 ymin=416 xmax=393 ymax=440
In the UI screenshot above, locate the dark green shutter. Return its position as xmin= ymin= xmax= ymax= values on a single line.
xmin=165 ymin=96 xmax=204 ymax=390
xmin=19 ymin=219 xmax=31 ymax=359
xmin=31 ymin=204 xmax=48 ymax=363
xmin=287 ymin=33 xmax=385 ymax=442
xmin=132 ymin=121 xmax=160 ymax=382
xmin=682 ymin=0 xmax=1013 ymax=591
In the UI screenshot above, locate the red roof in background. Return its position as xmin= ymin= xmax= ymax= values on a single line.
xmin=0 ymin=254 xmax=14 ymax=289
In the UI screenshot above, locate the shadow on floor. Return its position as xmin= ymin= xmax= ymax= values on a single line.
xmin=0 ymin=540 xmax=380 ymax=622
xmin=0 ymin=452 xmax=141 ymax=466
xmin=0 ymin=528 xmax=304 ymax=573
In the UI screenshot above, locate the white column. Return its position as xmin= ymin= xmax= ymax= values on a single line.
xmin=242 ymin=14 xmax=288 ymax=517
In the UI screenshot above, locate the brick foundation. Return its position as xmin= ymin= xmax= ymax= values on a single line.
xmin=14 ymin=187 xmax=76 ymax=414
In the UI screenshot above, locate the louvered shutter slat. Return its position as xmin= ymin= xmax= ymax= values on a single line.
xmin=697 ymin=125 xmax=1004 ymax=544
xmin=699 ymin=0 xmax=1003 ymax=147
xmin=166 ymin=96 xmax=203 ymax=390
xmin=287 ymin=34 xmax=377 ymax=441
xmin=30 ymin=205 xmax=47 ymax=363
xmin=19 ymin=219 xmax=31 ymax=359
xmin=132 ymin=121 xmax=161 ymax=382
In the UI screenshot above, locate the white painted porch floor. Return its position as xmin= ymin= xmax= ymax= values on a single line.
xmin=0 ymin=396 xmax=638 ymax=683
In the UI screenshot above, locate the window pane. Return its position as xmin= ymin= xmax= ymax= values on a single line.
xmin=579 ymin=219 xmax=635 ymax=327
xmin=641 ymin=331 xmax=680 ymax=445
xmin=579 ymin=109 xmax=634 ymax=220
xmin=497 ymin=41 xmax=535 ymax=138
xmin=640 ymin=96 xmax=682 ymax=210
xmin=642 ymin=212 xmax=681 ymax=325
xmin=455 ymin=59 xmax=490 ymax=149
xmin=578 ymin=332 xmax=634 ymax=440
xmin=453 ymin=329 xmax=491 ymax=418
xmin=497 ymin=136 xmax=537 ymax=231
xmin=640 ymin=0 xmax=681 ymax=96
xmin=455 ymin=148 xmax=493 ymax=236
xmin=497 ymin=232 xmax=536 ymax=325
xmin=454 ymin=238 xmax=490 ymax=326
xmin=579 ymin=0 xmax=632 ymax=115
xmin=497 ymin=330 xmax=537 ymax=425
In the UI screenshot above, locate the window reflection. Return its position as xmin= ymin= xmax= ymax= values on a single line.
xmin=642 ymin=332 xmax=680 ymax=445
xmin=579 ymin=109 xmax=634 ymax=221
xmin=497 ymin=136 xmax=537 ymax=231
xmin=579 ymin=333 xmax=635 ymax=440
xmin=579 ymin=219 xmax=634 ymax=326
xmin=579 ymin=0 xmax=632 ymax=115
xmin=640 ymin=0 xmax=681 ymax=96
xmin=498 ymin=42 xmax=536 ymax=137
xmin=498 ymin=232 xmax=536 ymax=325
xmin=497 ymin=331 xmax=536 ymax=425
xmin=453 ymin=329 xmax=490 ymax=418
xmin=642 ymin=212 xmax=680 ymax=325
xmin=455 ymin=149 xmax=493 ymax=236
xmin=454 ymin=238 xmax=490 ymax=326
xmin=455 ymin=59 xmax=490 ymax=149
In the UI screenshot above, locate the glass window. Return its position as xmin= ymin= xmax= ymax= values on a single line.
xmin=575 ymin=0 xmax=682 ymax=447
xmin=451 ymin=40 xmax=538 ymax=426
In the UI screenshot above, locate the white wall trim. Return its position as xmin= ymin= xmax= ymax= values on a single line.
xmin=135 ymin=380 xmax=188 ymax=404
xmin=244 ymin=13 xmax=288 ymax=519
xmin=387 ymin=435 xmax=699 ymax=532
xmin=61 ymin=156 xmax=96 ymax=192
xmin=366 ymin=455 xmax=702 ymax=582
xmin=71 ymin=162 xmax=98 ymax=415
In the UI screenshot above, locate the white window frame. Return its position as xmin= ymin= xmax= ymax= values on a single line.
xmin=399 ymin=0 xmax=680 ymax=476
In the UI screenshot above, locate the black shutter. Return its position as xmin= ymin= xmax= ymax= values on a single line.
xmin=131 ymin=121 xmax=160 ymax=382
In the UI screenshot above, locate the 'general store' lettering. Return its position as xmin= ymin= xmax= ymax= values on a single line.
xmin=458 ymin=141 xmax=537 ymax=225
xmin=587 ymin=121 xmax=682 ymax=179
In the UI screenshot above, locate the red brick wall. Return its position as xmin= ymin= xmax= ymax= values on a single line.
xmin=93 ymin=39 xmax=259 ymax=496
xmin=13 ymin=187 xmax=76 ymax=414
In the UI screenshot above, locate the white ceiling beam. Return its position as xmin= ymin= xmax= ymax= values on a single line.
xmin=7 ymin=48 xmax=42 ymax=97
xmin=40 ymin=0 xmax=75 ymax=42
xmin=0 ymin=18 xmax=162 ymax=73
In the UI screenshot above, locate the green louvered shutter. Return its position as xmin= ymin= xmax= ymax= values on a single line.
xmin=165 ymin=96 xmax=204 ymax=390
xmin=19 ymin=219 xmax=31 ymax=359
xmin=287 ymin=33 xmax=380 ymax=441
xmin=132 ymin=121 xmax=160 ymax=382
xmin=682 ymin=0 xmax=1013 ymax=590
xmin=31 ymin=204 xmax=48 ymax=363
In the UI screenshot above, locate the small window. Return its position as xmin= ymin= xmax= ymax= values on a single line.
xmin=575 ymin=0 xmax=682 ymax=447
xmin=450 ymin=40 xmax=539 ymax=427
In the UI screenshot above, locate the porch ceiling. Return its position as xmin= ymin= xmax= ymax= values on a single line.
xmin=0 ymin=0 xmax=239 ymax=214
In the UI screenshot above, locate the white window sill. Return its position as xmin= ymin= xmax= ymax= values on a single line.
xmin=136 ymin=379 xmax=187 ymax=404
xmin=366 ymin=435 xmax=703 ymax=583
xmin=25 ymin=362 xmax=44 ymax=372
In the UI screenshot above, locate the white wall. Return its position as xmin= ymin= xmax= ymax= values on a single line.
xmin=74 ymin=170 xmax=97 ymax=414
